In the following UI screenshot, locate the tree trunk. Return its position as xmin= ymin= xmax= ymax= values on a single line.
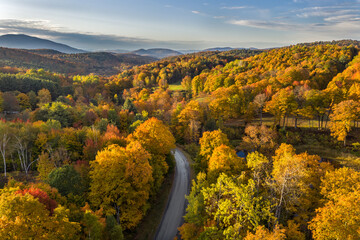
xmin=115 ymin=204 xmax=120 ymax=224
xmin=283 ymin=115 xmax=286 ymax=130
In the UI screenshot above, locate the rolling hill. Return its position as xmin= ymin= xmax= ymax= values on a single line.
xmin=132 ymin=48 xmax=183 ymax=59
xmin=0 ymin=47 xmax=157 ymax=75
xmin=0 ymin=34 xmax=86 ymax=54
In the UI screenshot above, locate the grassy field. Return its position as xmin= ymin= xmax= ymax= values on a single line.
xmin=225 ymin=116 xmax=360 ymax=130
xmin=295 ymin=144 xmax=360 ymax=170
xmin=168 ymin=84 xmax=184 ymax=91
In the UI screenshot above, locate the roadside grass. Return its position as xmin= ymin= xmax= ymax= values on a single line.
xmin=127 ymin=165 xmax=175 ymax=240
xmin=295 ymin=144 xmax=360 ymax=170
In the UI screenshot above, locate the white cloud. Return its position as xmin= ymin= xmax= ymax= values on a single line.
xmin=228 ymin=20 xmax=296 ymax=31
xmin=324 ymin=14 xmax=360 ymax=22
xmin=191 ymin=10 xmax=200 ymax=14
xmin=221 ymin=6 xmax=248 ymax=10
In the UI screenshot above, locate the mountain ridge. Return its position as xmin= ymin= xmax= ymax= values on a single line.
xmin=0 ymin=34 xmax=86 ymax=54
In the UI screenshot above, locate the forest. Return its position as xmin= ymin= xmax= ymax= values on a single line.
xmin=0 ymin=42 xmax=360 ymax=239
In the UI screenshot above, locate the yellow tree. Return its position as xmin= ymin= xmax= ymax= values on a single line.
xmin=89 ymin=142 xmax=153 ymax=229
xmin=245 ymin=225 xmax=286 ymax=240
xmin=309 ymin=189 xmax=360 ymax=240
xmin=308 ymin=167 xmax=360 ymax=240
xmin=37 ymin=152 xmax=56 ymax=182
xmin=246 ymin=151 xmax=270 ymax=191
xmin=208 ymin=144 xmax=246 ymax=179
xmin=199 ymin=130 xmax=230 ymax=170
xmin=127 ymin=117 xmax=175 ymax=192
xmin=177 ymin=100 xmax=204 ymax=143
xmin=329 ymin=100 xmax=360 ymax=146
xmin=0 ymin=188 xmax=80 ymax=239
xmin=37 ymin=88 xmax=51 ymax=107
xmin=264 ymin=88 xmax=298 ymax=129
xmin=127 ymin=117 xmax=175 ymax=155
xmin=270 ymin=144 xmax=332 ymax=222
xmin=242 ymin=124 xmax=278 ymax=154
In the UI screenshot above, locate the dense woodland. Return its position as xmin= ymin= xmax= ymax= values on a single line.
xmin=0 ymin=42 xmax=360 ymax=239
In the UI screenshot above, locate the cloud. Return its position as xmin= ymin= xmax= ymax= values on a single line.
xmin=0 ymin=19 xmax=209 ymax=50
xmin=221 ymin=6 xmax=248 ymax=10
xmin=191 ymin=10 xmax=200 ymax=14
xmin=228 ymin=14 xmax=360 ymax=41
xmin=228 ymin=20 xmax=296 ymax=31
xmin=295 ymin=5 xmax=360 ymax=18
xmin=324 ymin=14 xmax=360 ymax=22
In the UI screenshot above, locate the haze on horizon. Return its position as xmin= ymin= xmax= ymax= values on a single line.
xmin=0 ymin=0 xmax=359 ymax=51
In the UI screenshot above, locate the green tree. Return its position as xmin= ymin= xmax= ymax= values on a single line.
xmin=202 ymin=174 xmax=274 ymax=239
xmin=48 ymin=165 xmax=84 ymax=196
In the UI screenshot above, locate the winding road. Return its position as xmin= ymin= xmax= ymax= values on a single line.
xmin=155 ymin=148 xmax=191 ymax=240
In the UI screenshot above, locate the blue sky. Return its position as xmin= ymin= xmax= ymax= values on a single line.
xmin=0 ymin=0 xmax=359 ymax=50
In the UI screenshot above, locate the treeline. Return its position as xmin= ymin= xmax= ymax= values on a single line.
xmin=115 ymin=49 xmax=262 ymax=89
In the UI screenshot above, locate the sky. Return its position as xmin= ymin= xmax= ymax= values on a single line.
xmin=0 ymin=0 xmax=359 ymax=51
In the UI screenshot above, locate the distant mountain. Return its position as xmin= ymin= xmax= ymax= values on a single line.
xmin=106 ymin=49 xmax=130 ymax=54
xmin=0 ymin=47 xmax=157 ymax=75
xmin=204 ymin=47 xmax=238 ymax=52
xmin=132 ymin=48 xmax=182 ymax=59
xmin=0 ymin=34 xmax=86 ymax=54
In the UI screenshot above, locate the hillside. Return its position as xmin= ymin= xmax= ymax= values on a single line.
xmin=0 ymin=47 xmax=156 ymax=75
xmin=132 ymin=48 xmax=183 ymax=59
xmin=0 ymin=34 xmax=86 ymax=54
xmin=0 ymin=47 xmax=80 ymax=73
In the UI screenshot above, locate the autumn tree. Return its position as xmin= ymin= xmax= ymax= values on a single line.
xmin=242 ymin=124 xmax=278 ymax=154
xmin=0 ymin=188 xmax=80 ymax=239
xmin=309 ymin=189 xmax=360 ymax=240
xmin=89 ymin=142 xmax=153 ymax=229
xmin=246 ymin=151 xmax=270 ymax=191
xmin=265 ymin=88 xmax=298 ymax=129
xmin=15 ymin=187 xmax=58 ymax=215
xmin=244 ymin=225 xmax=286 ymax=240
xmin=201 ymin=174 xmax=274 ymax=239
xmin=270 ymin=144 xmax=332 ymax=223
xmin=177 ymin=100 xmax=204 ymax=143
xmin=199 ymin=130 xmax=230 ymax=170
xmin=37 ymin=88 xmax=52 ymax=107
xmin=208 ymin=144 xmax=246 ymax=179
xmin=17 ymin=93 xmax=31 ymax=110
xmin=329 ymin=100 xmax=360 ymax=146
xmin=309 ymin=167 xmax=360 ymax=239
xmin=127 ymin=118 xmax=175 ymax=192
xmin=253 ymin=93 xmax=267 ymax=124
